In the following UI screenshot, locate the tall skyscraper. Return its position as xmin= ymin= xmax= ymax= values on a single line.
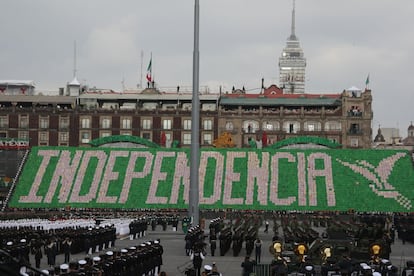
xmin=279 ymin=0 xmax=306 ymax=94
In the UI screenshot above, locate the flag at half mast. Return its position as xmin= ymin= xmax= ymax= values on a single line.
xmin=146 ymin=55 xmax=152 ymax=83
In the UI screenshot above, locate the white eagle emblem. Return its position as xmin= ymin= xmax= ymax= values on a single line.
xmin=337 ymin=152 xmax=412 ymax=210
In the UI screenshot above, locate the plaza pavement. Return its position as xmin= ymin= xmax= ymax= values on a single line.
xmin=27 ymin=221 xmax=414 ymax=276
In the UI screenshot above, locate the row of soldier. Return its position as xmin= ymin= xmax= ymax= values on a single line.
xmin=197 ymin=215 xmax=262 ymax=258
xmin=269 ymin=255 xmax=400 ymax=276
xmin=24 ymin=239 xmax=164 ymax=276
xmin=1 ymin=225 xmax=117 ymax=268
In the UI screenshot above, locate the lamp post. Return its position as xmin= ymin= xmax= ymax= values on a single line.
xmin=189 ymin=0 xmax=200 ymax=226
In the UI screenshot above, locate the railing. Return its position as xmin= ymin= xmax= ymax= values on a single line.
xmin=348 ymin=129 xmax=363 ymax=135
xmin=253 ymin=263 xmax=271 ymax=276
xmin=347 ymin=111 xmax=363 ymax=117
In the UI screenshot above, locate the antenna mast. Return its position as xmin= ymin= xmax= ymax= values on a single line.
xmin=139 ymin=50 xmax=143 ymax=88
xmin=73 ymin=40 xmax=77 ymax=78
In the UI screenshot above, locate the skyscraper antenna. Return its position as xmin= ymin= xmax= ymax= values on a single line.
xmin=290 ymin=0 xmax=297 ymax=40
xmin=73 ymin=40 xmax=77 ymax=78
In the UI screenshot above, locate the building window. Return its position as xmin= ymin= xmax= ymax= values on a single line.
xmin=0 ymin=116 xmax=8 ymax=128
xmin=39 ymin=132 xmax=48 ymax=142
xmin=101 ymin=118 xmax=111 ymax=129
xmin=325 ymin=121 xmax=341 ymax=131
xmin=120 ymin=131 xmax=132 ymax=136
xmin=100 ymin=131 xmax=111 ymax=137
xmin=243 ymin=120 xmax=259 ymax=133
xmin=142 ymin=132 xmax=151 ymax=140
xmin=262 ymin=121 xmax=280 ymax=131
xmin=163 ymin=132 xmax=173 ymax=146
xmin=283 ymin=121 xmax=300 ymax=133
xmin=183 ymin=119 xmax=192 ymax=130
xmin=203 ymin=133 xmax=212 ymax=145
xmin=350 ymin=123 xmax=360 ymax=134
xmin=80 ymin=117 xmax=90 ymax=129
xmin=142 ymin=103 xmax=157 ymax=110
xmin=121 ymin=117 xmax=132 ymax=129
xmin=183 ymin=133 xmax=191 ymax=145
xmin=19 ymin=131 xmax=29 ymax=140
xmin=39 ymin=117 xmax=49 ymax=129
xmin=203 ymin=119 xmax=213 ymax=130
xmin=142 ymin=119 xmax=152 ymax=130
xmin=59 ymin=132 xmax=69 ymax=142
xmin=350 ymin=138 xmax=359 ymax=147
xmin=202 ymin=103 xmax=216 ymax=111
xmin=80 ymin=131 xmax=90 ymax=143
xmin=182 ymin=103 xmax=192 ymax=111
xmin=304 ymin=121 xmax=321 ymax=131
xmin=60 ymin=116 xmax=70 ymax=129
xmin=162 ymin=119 xmax=172 ymax=130
xmin=0 ymin=132 xmax=6 ymax=138
xmin=328 ymin=137 xmax=338 ymax=144
xmin=225 ymin=122 xmax=234 ymax=131
xmin=20 ymin=115 xmax=29 ymax=128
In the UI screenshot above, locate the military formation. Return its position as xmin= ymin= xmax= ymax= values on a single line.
xmin=1 ymin=211 xmax=414 ymax=275
xmin=32 ymin=239 xmax=163 ymax=276
xmin=0 ymin=217 xmax=161 ymax=276
xmin=1 ymin=223 xmax=118 ymax=263
xmin=179 ymin=212 xmax=414 ymax=276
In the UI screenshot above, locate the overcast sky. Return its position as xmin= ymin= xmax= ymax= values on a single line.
xmin=1 ymin=0 xmax=413 ymax=136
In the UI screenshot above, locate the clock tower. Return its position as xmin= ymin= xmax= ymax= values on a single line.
xmin=279 ymin=0 xmax=306 ymax=94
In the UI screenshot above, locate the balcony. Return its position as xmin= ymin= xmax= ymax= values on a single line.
xmin=348 ymin=129 xmax=363 ymax=135
xmin=347 ymin=110 xmax=363 ymax=117
xmin=262 ymin=108 xmax=280 ymax=115
xmin=219 ymin=127 xmax=239 ymax=134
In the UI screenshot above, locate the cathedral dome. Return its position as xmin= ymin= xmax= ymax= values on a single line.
xmin=374 ymin=128 xmax=385 ymax=143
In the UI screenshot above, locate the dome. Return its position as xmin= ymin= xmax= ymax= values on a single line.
xmin=346 ymin=86 xmax=361 ymax=92
xmin=374 ymin=128 xmax=385 ymax=142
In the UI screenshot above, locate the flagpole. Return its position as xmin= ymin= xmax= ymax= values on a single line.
xmin=151 ymin=52 xmax=154 ymax=87
xmin=189 ymin=0 xmax=200 ymax=226
xmin=139 ymin=50 xmax=143 ymax=88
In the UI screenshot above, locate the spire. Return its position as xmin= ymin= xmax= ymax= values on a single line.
xmin=289 ymin=0 xmax=297 ymax=41
xmin=69 ymin=40 xmax=80 ymax=86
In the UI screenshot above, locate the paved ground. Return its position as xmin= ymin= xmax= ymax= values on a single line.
xmin=24 ymin=221 xmax=414 ymax=276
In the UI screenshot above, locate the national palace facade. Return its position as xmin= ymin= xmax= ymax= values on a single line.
xmin=0 ymin=82 xmax=373 ymax=150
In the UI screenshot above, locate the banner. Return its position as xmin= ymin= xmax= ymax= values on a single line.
xmin=0 ymin=138 xmax=29 ymax=150
xmin=9 ymin=147 xmax=414 ymax=212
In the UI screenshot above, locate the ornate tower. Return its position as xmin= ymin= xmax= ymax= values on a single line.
xmin=279 ymin=0 xmax=306 ymax=94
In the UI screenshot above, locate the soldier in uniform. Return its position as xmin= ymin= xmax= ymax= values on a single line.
xmin=241 ymin=255 xmax=256 ymax=276
xmin=18 ymin=239 xmax=30 ymax=266
xmin=402 ymin=261 xmax=414 ymax=276
xmin=254 ymin=238 xmax=262 ymax=263
xmin=153 ymin=239 xmax=164 ymax=275
xmin=45 ymin=238 xmax=57 ymax=267
xmin=191 ymin=247 xmax=205 ymax=276
xmin=62 ymin=237 xmax=73 ymax=263
xmin=209 ymin=232 xmax=217 ymax=257
xmin=33 ymin=242 xmax=43 ymax=269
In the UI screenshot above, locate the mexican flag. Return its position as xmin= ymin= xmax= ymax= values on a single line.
xmin=146 ymin=57 xmax=152 ymax=82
